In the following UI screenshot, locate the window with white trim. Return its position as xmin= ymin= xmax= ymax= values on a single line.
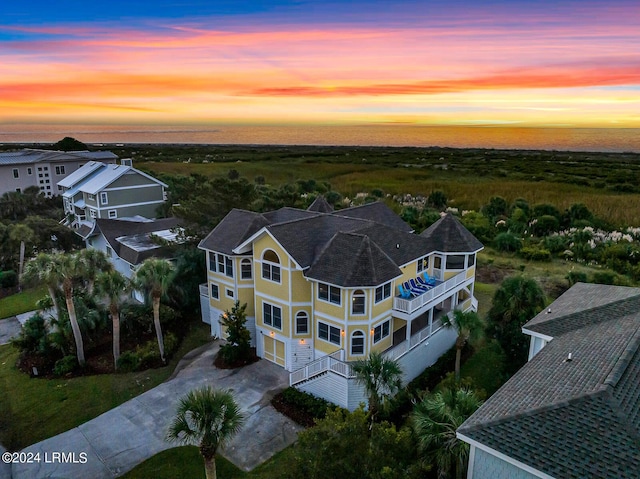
xmin=12 ymin=168 xmax=19 ymax=179
xmin=261 ymin=250 xmax=281 ymax=283
xmin=351 ymin=331 xmax=365 ymax=355
xmin=100 ymin=192 xmax=108 ymax=205
xmin=108 ymin=210 xmax=117 ymax=219
xmin=208 ymin=253 xmax=233 ymax=277
xmin=373 ymin=320 xmax=390 ymax=344
xmin=295 ymin=311 xmax=309 ymax=335
xmin=241 ymin=258 xmax=252 ymax=279
xmin=446 ymin=255 xmax=466 ymax=270
xmin=210 ymin=284 xmax=219 ymax=299
xmin=263 ymin=302 xmax=282 ymax=329
xmin=89 ymin=209 xmax=96 ymax=218
xmin=226 ymin=288 xmax=234 ymax=298
xmin=318 ymin=283 xmax=341 ymax=305
xmin=55 ymin=165 xmax=66 ymax=175
xmin=318 ymin=322 xmax=341 ymax=345
xmin=27 ymin=167 xmax=33 ymax=175
xmin=375 ymin=283 xmax=391 ymax=303
xmin=417 ymin=255 xmax=429 ymax=273
xmin=88 ymin=194 xmax=95 ymax=201
xmin=352 ymin=289 xmax=365 ymax=315
xmin=468 ymin=254 xmax=476 ymax=267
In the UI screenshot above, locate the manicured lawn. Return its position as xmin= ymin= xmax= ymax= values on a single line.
xmin=122 ymin=443 xmax=299 ymax=479
xmin=0 ymin=321 xmax=212 ymax=450
xmin=0 ymin=286 xmax=47 ymax=319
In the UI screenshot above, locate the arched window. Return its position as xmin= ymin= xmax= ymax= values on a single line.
xmin=295 ymin=311 xmax=309 ymax=335
xmin=262 ymin=249 xmax=281 ymax=282
xmin=352 ymin=289 xmax=365 ymax=315
xmin=351 ymin=330 xmax=365 ymax=356
xmin=241 ymin=258 xmax=252 ymax=279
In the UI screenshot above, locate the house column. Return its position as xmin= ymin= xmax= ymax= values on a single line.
xmin=405 ymin=318 xmax=412 ymax=342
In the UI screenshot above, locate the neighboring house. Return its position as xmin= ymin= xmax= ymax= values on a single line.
xmin=199 ymin=198 xmax=483 ymax=409
xmin=84 ymin=217 xmax=182 ymax=301
xmin=458 ymin=282 xmax=640 ymax=479
xmin=0 ymin=149 xmax=117 ymax=197
xmin=58 ymin=160 xmax=167 ymax=231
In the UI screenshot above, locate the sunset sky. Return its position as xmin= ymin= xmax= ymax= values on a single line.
xmin=1 ymin=0 xmax=639 ymax=128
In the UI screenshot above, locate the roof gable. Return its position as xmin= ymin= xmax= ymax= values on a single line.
xmin=420 ymin=213 xmax=483 ymax=252
xmin=307 ymin=195 xmax=334 ymax=213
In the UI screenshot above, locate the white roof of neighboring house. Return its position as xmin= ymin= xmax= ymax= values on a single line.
xmin=58 ymin=161 xmax=107 ymax=188
xmin=79 ymin=164 xmax=167 ymax=195
xmin=0 ymin=149 xmax=117 ymax=167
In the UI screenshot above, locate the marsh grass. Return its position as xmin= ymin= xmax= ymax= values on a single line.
xmin=133 ymin=144 xmax=640 ymax=226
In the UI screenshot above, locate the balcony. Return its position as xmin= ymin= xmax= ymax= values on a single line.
xmin=393 ymin=270 xmax=470 ymax=317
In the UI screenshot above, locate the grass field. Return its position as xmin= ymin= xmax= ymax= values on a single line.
xmin=0 ymin=322 xmax=211 ymax=450
xmin=0 ymin=286 xmax=47 ymax=320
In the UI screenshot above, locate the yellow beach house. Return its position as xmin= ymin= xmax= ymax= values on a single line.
xmin=199 ymin=197 xmax=483 ymax=409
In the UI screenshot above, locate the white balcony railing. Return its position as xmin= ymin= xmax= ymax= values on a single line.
xmin=393 ymin=271 xmax=469 ymax=314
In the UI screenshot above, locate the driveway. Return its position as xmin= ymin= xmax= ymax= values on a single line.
xmin=11 ymin=341 xmax=302 ymax=479
xmin=0 ymin=317 xmax=21 ymax=345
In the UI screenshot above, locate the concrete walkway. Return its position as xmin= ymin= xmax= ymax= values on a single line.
xmin=12 ymin=341 xmax=301 ymax=479
xmin=0 ymin=309 xmax=56 ymax=346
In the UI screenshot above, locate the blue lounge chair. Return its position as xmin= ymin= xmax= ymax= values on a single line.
xmin=416 ymin=276 xmax=432 ymax=289
xmin=397 ymin=285 xmax=411 ymax=299
xmin=409 ymin=278 xmax=429 ymax=293
xmin=422 ymin=272 xmax=437 ymax=286
xmin=403 ymin=280 xmax=423 ymax=297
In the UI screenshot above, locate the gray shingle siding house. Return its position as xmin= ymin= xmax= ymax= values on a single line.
xmin=0 ymin=149 xmax=117 ymax=197
xmin=58 ymin=161 xmax=167 ymax=229
xmin=458 ymin=282 xmax=640 ymax=479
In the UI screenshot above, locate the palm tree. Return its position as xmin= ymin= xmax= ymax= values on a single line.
xmin=352 ymin=351 xmax=403 ymax=423
xmin=134 ymin=258 xmax=175 ymax=363
xmin=442 ymin=310 xmax=484 ymax=381
xmin=55 ymin=252 xmax=86 ymax=366
xmin=95 ymin=269 xmax=128 ymax=370
xmin=22 ymin=252 xmax=61 ymax=318
xmin=412 ymin=387 xmax=483 ymax=479
xmin=77 ymin=248 xmax=112 ymax=295
xmin=486 ymin=275 xmax=546 ymax=373
xmin=167 ymin=386 xmax=245 ymax=479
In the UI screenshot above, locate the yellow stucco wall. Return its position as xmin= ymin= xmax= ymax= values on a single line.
xmin=253 ymin=235 xmax=291 ymax=304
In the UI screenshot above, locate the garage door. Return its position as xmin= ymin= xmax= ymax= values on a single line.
xmin=263 ymin=335 xmax=285 ymax=367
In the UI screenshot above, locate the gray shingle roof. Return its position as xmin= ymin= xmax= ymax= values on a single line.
xmin=90 ymin=217 xmax=181 ymax=265
xmin=305 ymin=232 xmax=401 ymax=287
xmin=336 ymin=202 xmax=413 ymax=232
xmin=0 ymin=149 xmax=117 ymax=166
xmin=420 ymin=213 xmax=483 ymax=252
xmin=198 ymin=209 xmax=269 ymax=255
xmin=307 ymin=195 xmax=334 ymax=213
xmin=458 ymin=283 xmax=640 ymax=479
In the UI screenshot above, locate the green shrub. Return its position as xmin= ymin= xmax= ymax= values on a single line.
xmin=117 ymin=351 xmax=140 ymax=372
xmin=530 ymin=215 xmax=560 ymax=236
xmin=566 ymin=271 xmax=588 ymax=285
xmin=53 ymin=355 xmax=78 ymax=376
xmin=494 ymin=232 xmax=522 ymax=252
xmin=0 ymin=270 xmax=18 ymax=288
xmin=591 ymin=271 xmax=618 ymax=285
xmin=544 ymin=235 xmax=568 ymax=254
xmin=136 ymin=332 xmax=179 ymax=369
xmin=11 ymin=314 xmax=51 ymax=356
xmin=519 ymin=247 xmax=551 ymax=262
xmin=279 ymin=387 xmax=337 ymax=420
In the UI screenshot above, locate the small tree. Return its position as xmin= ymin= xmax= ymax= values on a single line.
xmin=486 ymin=276 xmax=545 ymax=374
xmin=442 ymin=310 xmax=484 ymax=381
xmin=412 ymin=387 xmax=483 ymax=479
xmin=218 ymin=301 xmax=252 ymax=365
xmin=95 ymin=270 xmax=128 ymax=370
xmin=352 ymin=351 xmax=403 ymax=424
xmin=167 ymin=387 xmax=245 ymax=479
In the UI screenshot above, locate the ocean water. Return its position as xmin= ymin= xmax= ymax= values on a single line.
xmin=1 ymin=124 xmax=639 ymax=153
